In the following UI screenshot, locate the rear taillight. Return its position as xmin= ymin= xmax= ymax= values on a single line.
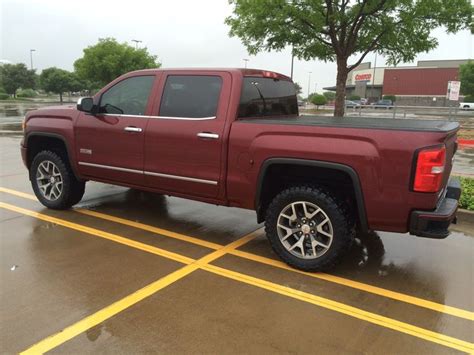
xmin=413 ymin=146 xmax=446 ymax=192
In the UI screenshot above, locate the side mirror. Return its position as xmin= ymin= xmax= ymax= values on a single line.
xmin=77 ymin=97 xmax=94 ymax=113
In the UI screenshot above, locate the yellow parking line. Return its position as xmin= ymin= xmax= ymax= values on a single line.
xmin=19 ymin=229 xmax=258 ymax=354
xmin=2 ymin=202 xmax=472 ymax=354
xmin=0 ymin=202 xmax=194 ymax=265
xmin=230 ymin=250 xmax=474 ymax=321
xmin=77 ymin=208 xmax=222 ymax=250
xmin=201 ymin=263 xmax=474 ymax=354
xmin=1 ymin=186 xmax=473 ymax=321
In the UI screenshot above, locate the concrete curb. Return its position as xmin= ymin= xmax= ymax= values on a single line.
xmin=457 ymin=208 xmax=474 ymax=224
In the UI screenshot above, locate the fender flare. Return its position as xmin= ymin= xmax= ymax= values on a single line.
xmin=255 ymin=158 xmax=368 ymax=232
xmin=25 ymin=131 xmax=81 ymax=180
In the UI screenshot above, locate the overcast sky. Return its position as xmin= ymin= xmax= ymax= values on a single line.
xmin=1 ymin=0 xmax=473 ymax=94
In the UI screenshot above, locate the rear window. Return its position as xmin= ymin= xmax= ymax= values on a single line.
xmin=238 ymin=77 xmax=298 ymax=118
xmin=159 ymin=75 xmax=222 ymax=118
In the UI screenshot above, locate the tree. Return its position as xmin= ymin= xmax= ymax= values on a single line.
xmin=323 ymin=91 xmax=336 ymax=101
xmin=348 ymin=94 xmax=361 ymax=101
xmin=459 ymin=61 xmax=474 ymax=97
xmin=40 ymin=67 xmax=79 ymax=103
xmin=226 ymin=0 xmax=472 ymax=117
xmin=294 ymin=82 xmax=303 ymax=96
xmin=74 ymin=38 xmax=160 ymax=88
xmin=0 ymin=63 xmax=37 ymax=97
xmin=310 ymin=94 xmax=327 ymax=107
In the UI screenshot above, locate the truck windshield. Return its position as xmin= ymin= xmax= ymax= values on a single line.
xmin=238 ymin=77 xmax=298 ymax=118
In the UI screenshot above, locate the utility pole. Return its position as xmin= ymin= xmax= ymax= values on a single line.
xmin=307 ymin=71 xmax=312 ymax=100
xmin=131 ymin=39 xmax=142 ymax=49
xmin=370 ymin=53 xmax=378 ymax=101
xmin=29 ymin=49 xmax=36 ymax=70
xmin=290 ymin=47 xmax=294 ymax=79
xmin=243 ymin=58 xmax=249 ymax=68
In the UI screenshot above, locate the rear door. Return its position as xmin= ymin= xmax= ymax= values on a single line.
xmin=144 ymin=71 xmax=231 ymax=198
xmin=75 ymin=75 xmax=158 ymax=185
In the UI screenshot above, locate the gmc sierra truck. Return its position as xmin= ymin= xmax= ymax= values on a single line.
xmin=21 ymin=68 xmax=461 ymax=271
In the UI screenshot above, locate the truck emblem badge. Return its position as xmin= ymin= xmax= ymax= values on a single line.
xmin=80 ymin=148 xmax=92 ymax=155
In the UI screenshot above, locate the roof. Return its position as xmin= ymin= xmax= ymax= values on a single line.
xmin=127 ymin=67 xmax=291 ymax=80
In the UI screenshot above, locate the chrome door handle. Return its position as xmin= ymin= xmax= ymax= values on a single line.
xmin=124 ymin=126 xmax=142 ymax=133
xmin=197 ymin=132 xmax=219 ymax=139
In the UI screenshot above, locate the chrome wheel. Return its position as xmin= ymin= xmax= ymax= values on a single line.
xmin=36 ymin=160 xmax=63 ymax=201
xmin=277 ymin=201 xmax=333 ymax=259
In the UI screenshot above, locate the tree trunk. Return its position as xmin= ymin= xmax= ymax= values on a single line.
xmin=59 ymin=92 xmax=63 ymax=103
xmin=334 ymin=59 xmax=349 ymax=117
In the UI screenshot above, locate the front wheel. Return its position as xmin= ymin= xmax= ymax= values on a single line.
xmin=265 ymin=186 xmax=354 ymax=271
xmin=30 ymin=150 xmax=85 ymax=209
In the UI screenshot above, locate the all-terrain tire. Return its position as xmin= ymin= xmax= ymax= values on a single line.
xmin=30 ymin=150 xmax=85 ymax=210
xmin=265 ymin=186 xmax=354 ymax=272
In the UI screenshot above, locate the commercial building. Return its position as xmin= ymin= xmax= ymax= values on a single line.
xmin=324 ymin=59 xmax=469 ymax=106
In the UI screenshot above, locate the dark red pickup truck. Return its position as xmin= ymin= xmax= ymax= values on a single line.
xmin=21 ymin=68 xmax=461 ymax=271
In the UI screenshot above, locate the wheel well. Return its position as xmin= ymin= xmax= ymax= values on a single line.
xmin=256 ymin=163 xmax=367 ymax=231
xmin=26 ymin=135 xmax=70 ymax=170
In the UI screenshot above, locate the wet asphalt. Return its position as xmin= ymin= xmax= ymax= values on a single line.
xmin=1 ymin=132 xmax=473 ymax=354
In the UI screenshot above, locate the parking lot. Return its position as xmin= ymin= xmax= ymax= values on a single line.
xmin=1 ymin=133 xmax=473 ymax=354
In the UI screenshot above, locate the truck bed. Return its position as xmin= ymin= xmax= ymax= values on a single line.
xmin=239 ymin=115 xmax=459 ymax=133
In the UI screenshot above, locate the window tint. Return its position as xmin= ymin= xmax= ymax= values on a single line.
xmin=99 ymin=76 xmax=154 ymax=115
xmin=159 ymin=76 xmax=222 ymax=118
xmin=238 ymin=77 xmax=298 ymax=118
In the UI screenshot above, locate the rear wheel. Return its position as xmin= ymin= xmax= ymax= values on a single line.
xmin=265 ymin=186 xmax=354 ymax=271
xmin=30 ymin=150 xmax=85 ymax=209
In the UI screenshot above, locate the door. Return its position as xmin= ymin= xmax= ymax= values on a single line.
xmin=75 ymin=75 xmax=156 ymax=185
xmin=144 ymin=72 xmax=231 ymax=198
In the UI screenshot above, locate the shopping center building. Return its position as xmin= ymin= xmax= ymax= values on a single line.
xmin=324 ymin=59 xmax=469 ymax=106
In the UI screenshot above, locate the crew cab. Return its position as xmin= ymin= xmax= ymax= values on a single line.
xmin=21 ymin=68 xmax=461 ymax=271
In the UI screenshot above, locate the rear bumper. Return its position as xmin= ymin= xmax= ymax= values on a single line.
xmin=409 ymin=177 xmax=461 ymax=239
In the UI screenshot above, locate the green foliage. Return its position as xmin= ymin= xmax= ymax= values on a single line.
xmin=310 ymin=94 xmax=327 ymax=106
xmin=0 ymin=93 xmax=9 ymax=100
xmin=459 ymin=177 xmax=474 ymax=211
xmin=463 ymin=94 xmax=474 ymax=103
xmin=383 ymin=95 xmax=396 ymax=102
xmin=40 ymin=67 xmax=88 ymax=102
xmin=294 ymin=82 xmax=302 ymax=95
xmin=323 ymin=91 xmax=336 ymax=101
xmin=74 ymin=38 xmax=160 ymax=88
xmin=349 ymin=95 xmax=361 ymax=101
xmin=17 ymin=88 xmax=37 ymax=98
xmin=459 ymin=61 xmax=474 ymax=96
xmin=226 ymin=0 xmax=472 ymax=116
xmin=0 ymin=63 xmax=37 ymax=97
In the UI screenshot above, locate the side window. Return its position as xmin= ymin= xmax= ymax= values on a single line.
xmin=99 ymin=76 xmax=154 ymax=115
xmin=159 ymin=75 xmax=222 ymax=118
xmin=238 ymin=77 xmax=298 ymax=118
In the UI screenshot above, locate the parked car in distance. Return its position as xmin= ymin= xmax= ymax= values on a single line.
xmin=21 ymin=68 xmax=461 ymax=272
xmin=373 ymin=99 xmax=393 ymax=108
xmin=460 ymin=102 xmax=474 ymax=110
xmin=345 ymin=100 xmax=361 ymax=108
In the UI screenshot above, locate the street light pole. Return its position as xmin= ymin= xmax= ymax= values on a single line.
xmin=370 ymin=52 xmax=378 ymax=101
xmin=290 ymin=47 xmax=294 ymax=79
xmin=30 ymin=49 xmax=36 ymax=70
xmin=131 ymin=39 xmax=142 ymax=49
xmin=243 ymin=58 xmax=249 ymax=68
xmin=307 ymin=71 xmax=312 ymax=99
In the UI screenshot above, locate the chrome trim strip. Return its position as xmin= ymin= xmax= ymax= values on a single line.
xmin=78 ymin=162 xmax=218 ymax=185
xmin=144 ymin=171 xmax=218 ymax=185
xmin=103 ymin=113 xmax=216 ymax=121
xmin=78 ymin=162 xmax=143 ymax=174
xmin=197 ymin=132 xmax=219 ymax=139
